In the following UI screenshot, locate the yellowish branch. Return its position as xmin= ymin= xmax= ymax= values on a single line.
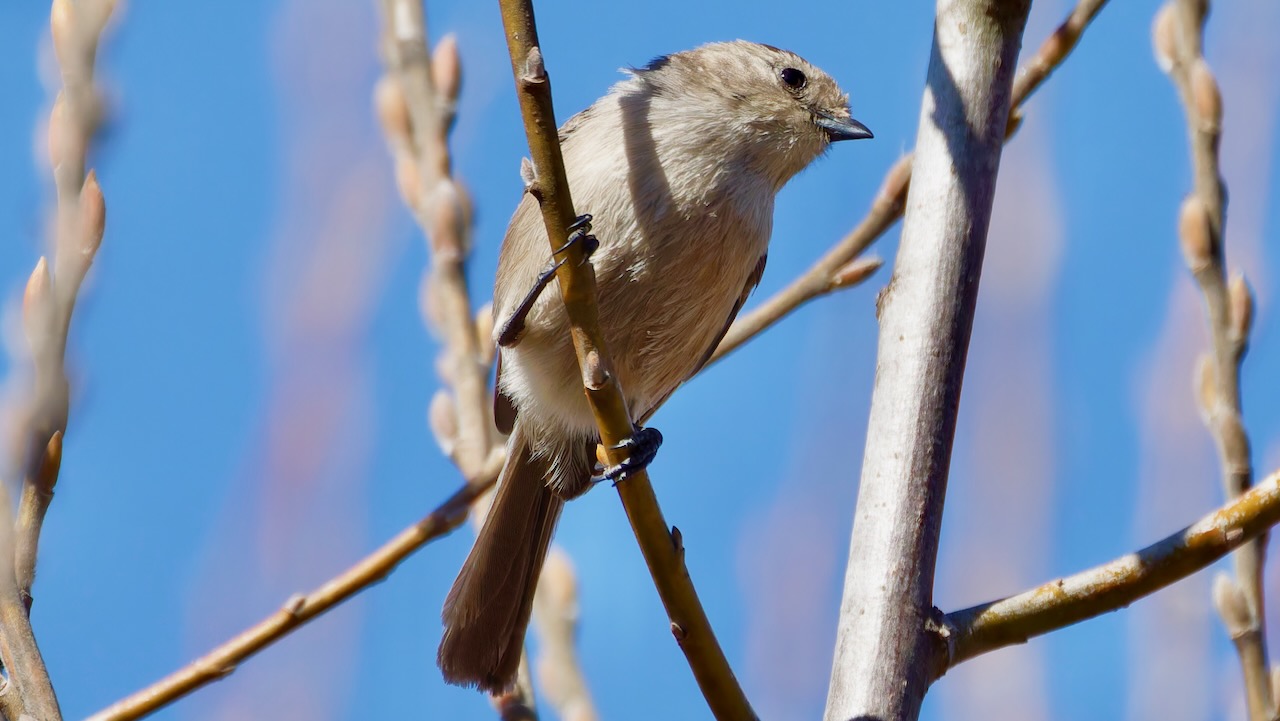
xmin=945 ymin=468 xmax=1280 ymax=668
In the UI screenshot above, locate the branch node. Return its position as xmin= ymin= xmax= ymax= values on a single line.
xmin=1188 ymin=59 xmax=1222 ymax=133
xmin=520 ymin=157 xmax=537 ymax=191
xmin=283 ymin=594 xmax=306 ymax=617
xmin=521 ymin=46 xmax=547 ymax=85
xmin=33 ymin=431 xmax=64 ymax=494
xmin=670 ymin=622 xmax=687 ymax=643
xmin=1179 ymin=194 xmax=1214 ymax=272
xmin=582 ymin=350 xmax=608 ymax=390
xmin=829 ymin=257 xmax=884 ymax=291
xmin=1227 ymin=272 xmax=1253 ymax=344
xmin=925 ymin=607 xmax=956 ymax=681
xmin=1213 ymin=573 xmax=1254 ymax=638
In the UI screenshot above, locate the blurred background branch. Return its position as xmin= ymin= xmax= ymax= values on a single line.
xmin=1154 ymin=0 xmax=1271 ymax=717
xmin=1 ymin=1 xmax=115 ymax=719
xmin=377 ymin=2 xmax=595 ymax=717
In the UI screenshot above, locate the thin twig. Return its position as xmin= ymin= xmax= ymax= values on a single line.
xmin=495 ymin=2 xmax=755 ymax=719
xmin=83 ymin=471 xmax=499 ymax=721
xmin=944 ymin=468 xmax=1280 ymax=667
xmin=710 ymin=0 xmax=1109 ymax=366
xmin=822 ymin=0 xmax=1031 ymax=718
xmin=1155 ymin=0 xmax=1268 ymax=717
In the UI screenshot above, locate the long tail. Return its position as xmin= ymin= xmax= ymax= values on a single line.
xmin=438 ymin=425 xmax=565 ymax=692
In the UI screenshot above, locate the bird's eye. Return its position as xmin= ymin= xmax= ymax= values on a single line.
xmin=779 ymin=67 xmax=807 ymax=90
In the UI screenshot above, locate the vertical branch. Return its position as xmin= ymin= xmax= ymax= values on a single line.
xmin=495 ymin=1 xmax=756 ymax=719
xmin=532 ymin=548 xmax=599 ymax=721
xmin=1154 ymin=0 xmax=1270 ymax=717
xmin=2 ymin=2 xmax=115 ymax=719
xmin=377 ymin=0 xmax=492 ymax=480
xmin=17 ymin=0 xmax=113 ymax=611
xmin=822 ymin=0 xmax=1030 ymax=719
xmin=374 ymin=2 xmax=540 ymax=715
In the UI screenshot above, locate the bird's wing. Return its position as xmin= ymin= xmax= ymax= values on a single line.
xmin=637 ymin=252 xmax=767 ymax=423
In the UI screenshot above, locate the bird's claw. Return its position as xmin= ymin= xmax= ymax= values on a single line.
xmin=497 ymin=213 xmax=601 ymax=347
xmin=593 ymin=426 xmax=664 ymax=485
xmin=555 ymin=214 xmax=599 ymax=265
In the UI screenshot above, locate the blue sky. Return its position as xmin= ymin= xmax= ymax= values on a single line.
xmin=0 ymin=1 xmax=1278 ymax=720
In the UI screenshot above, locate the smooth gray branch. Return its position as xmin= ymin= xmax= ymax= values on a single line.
xmin=822 ymin=1 xmax=1031 ymax=719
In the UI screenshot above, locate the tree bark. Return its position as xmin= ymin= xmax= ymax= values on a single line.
xmin=823 ymin=1 xmax=1031 ymax=719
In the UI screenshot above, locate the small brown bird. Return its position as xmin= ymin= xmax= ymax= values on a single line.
xmin=438 ymin=40 xmax=870 ymax=692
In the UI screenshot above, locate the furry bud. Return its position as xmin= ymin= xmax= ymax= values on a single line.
xmin=1179 ymin=195 xmax=1213 ymax=273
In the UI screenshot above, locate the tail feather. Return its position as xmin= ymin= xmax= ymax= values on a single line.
xmin=438 ymin=426 xmax=566 ymax=692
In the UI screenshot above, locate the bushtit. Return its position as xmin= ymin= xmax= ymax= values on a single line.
xmin=438 ymin=40 xmax=870 ymax=692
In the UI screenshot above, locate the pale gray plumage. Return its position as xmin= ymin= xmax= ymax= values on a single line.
xmin=438 ymin=40 xmax=870 ymax=692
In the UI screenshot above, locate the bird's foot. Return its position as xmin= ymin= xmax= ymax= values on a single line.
xmin=593 ymin=426 xmax=664 ymax=485
xmin=556 ymin=214 xmax=600 ymax=263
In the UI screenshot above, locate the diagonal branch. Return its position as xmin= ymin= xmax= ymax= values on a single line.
xmin=83 ymin=471 xmax=499 ymax=721
xmin=944 ymin=468 xmax=1280 ymax=667
xmin=495 ymin=2 xmax=755 ymax=719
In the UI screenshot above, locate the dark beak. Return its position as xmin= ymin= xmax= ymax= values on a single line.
xmin=816 ymin=113 xmax=874 ymax=142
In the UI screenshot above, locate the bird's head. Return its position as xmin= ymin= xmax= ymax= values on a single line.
xmin=632 ymin=41 xmax=871 ymax=185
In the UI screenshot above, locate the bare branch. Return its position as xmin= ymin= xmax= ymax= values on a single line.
xmin=495 ymin=2 xmax=755 ymax=719
xmin=378 ymin=0 xmax=491 ymax=480
xmin=375 ymin=3 xmax=542 ymax=713
xmin=822 ymin=0 xmax=1031 ymax=719
xmin=83 ymin=473 xmax=498 ymax=721
xmin=945 ymin=468 xmax=1280 ymax=667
